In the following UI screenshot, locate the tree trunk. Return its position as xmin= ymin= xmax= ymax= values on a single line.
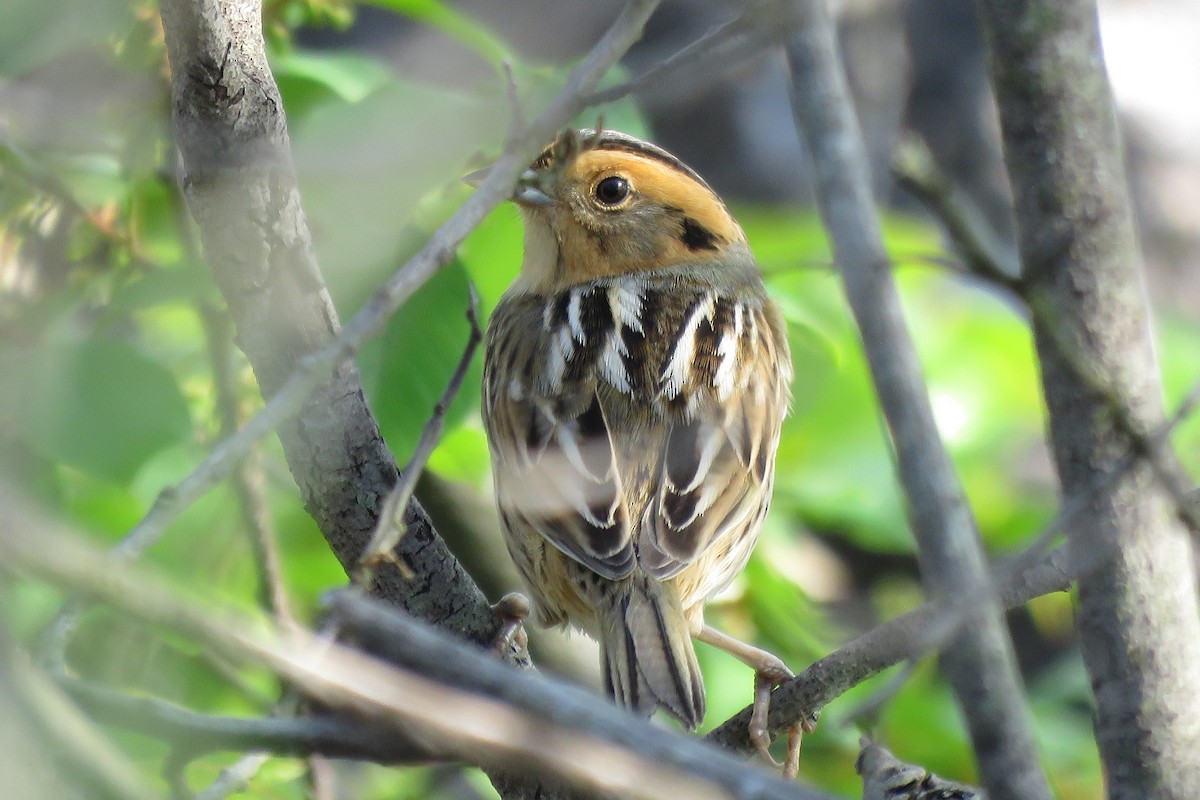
xmin=979 ymin=2 xmax=1200 ymax=796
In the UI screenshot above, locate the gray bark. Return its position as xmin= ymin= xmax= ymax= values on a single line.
xmin=158 ymin=0 xmax=493 ymax=639
xmin=977 ymin=1 xmax=1200 ymax=797
xmin=783 ymin=2 xmax=1051 ymax=799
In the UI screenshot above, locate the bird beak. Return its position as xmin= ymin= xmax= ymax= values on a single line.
xmin=512 ymin=169 xmax=553 ymax=207
xmin=463 ymin=166 xmax=553 ymax=207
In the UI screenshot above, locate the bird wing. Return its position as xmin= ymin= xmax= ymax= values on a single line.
xmin=484 ymin=290 xmax=636 ymax=580
xmin=635 ymin=292 xmax=792 ymax=583
xmin=483 ymin=281 xmax=791 ymax=586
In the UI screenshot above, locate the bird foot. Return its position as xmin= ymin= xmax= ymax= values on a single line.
xmin=490 ymin=591 xmax=531 ymax=657
xmin=747 ymin=657 xmax=815 ymax=779
xmin=694 ymin=624 xmax=814 ymax=777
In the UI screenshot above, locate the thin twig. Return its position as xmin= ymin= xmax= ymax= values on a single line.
xmin=202 ymin=304 xmax=294 ymax=622
xmin=891 ymin=135 xmax=1022 ymax=293
xmin=501 ymin=60 xmax=524 ymax=145
xmin=61 ymin=678 xmax=423 ymax=763
xmin=830 ymin=661 xmax=917 ymax=733
xmin=195 ymin=754 xmax=270 ymax=800
xmin=356 ymin=287 xmax=482 ymax=583
xmin=0 ymin=628 xmax=162 ymax=800
xmin=706 ymin=544 xmax=1072 ymax=753
xmin=583 ymin=13 xmax=758 ymax=106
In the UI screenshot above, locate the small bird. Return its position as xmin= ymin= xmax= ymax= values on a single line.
xmin=481 ymin=129 xmax=799 ymax=767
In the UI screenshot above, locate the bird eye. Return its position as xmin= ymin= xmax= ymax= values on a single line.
xmin=593 ymin=176 xmax=630 ymax=206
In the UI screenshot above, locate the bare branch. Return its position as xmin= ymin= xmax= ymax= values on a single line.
xmin=707 ymin=545 xmax=1071 ymax=753
xmin=857 ymin=739 xmax=983 ymax=800
xmin=0 ymin=496 xmax=835 ymax=800
xmin=202 ymin=304 xmax=294 ymax=622
xmin=0 ymin=627 xmax=161 ymax=800
xmin=61 ymin=679 xmax=426 ymax=763
xmin=891 ymin=136 xmax=1022 ymax=294
xmin=783 ymin=2 xmax=1051 ymax=798
xmin=195 ymin=754 xmax=269 ymax=800
xmin=357 ymin=289 xmax=482 ymax=583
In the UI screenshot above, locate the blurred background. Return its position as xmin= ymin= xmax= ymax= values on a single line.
xmin=1 ymin=0 xmax=1198 ymax=797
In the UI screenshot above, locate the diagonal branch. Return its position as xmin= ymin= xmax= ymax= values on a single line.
xmin=357 ymin=289 xmax=482 ymax=584
xmin=707 ymin=544 xmax=1072 ymax=753
xmin=782 ymin=2 xmax=1051 ymax=798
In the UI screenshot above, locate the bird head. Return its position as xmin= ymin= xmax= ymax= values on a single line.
xmin=506 ymin=129 xmax=748 ymax=293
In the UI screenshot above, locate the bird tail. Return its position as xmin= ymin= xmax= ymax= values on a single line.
xmin=596 ymin=574 xmax=705 ymax=729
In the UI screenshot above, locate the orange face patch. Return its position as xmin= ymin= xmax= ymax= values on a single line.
xmin=567 ymin=151 xmax=744 ymax=247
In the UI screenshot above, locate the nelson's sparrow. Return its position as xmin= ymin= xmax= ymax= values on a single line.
xmin=481 ymin=129 xmax=802 ymax=769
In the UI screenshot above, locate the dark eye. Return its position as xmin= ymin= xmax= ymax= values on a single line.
xmin=594 ymin=176 xmax=630 ymax=206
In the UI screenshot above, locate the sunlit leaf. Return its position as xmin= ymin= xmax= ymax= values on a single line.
xmin=2 ymin=338 xmax=192 ymax=483
xmin=272 ymin=48 xmax=394 ymax=122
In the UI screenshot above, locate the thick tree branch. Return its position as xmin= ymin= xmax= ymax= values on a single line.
xmin=0 ymin=500 xmax=835 ymax=800
xmin=783 ymin=3 xmax=1051 ymax=798
xmin=978 ymin=2 xmax=1200 ymax=796
xmin=153 ymin=0 xmax=663 ymax=641
xmin=152 ymin=3 xmax=662 ymax=797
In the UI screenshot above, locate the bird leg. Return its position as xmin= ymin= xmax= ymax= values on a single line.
xmin=490 ymin=591 xmax=531 ymax=657
xmin=696 ymin=625 xmax=813 ymax=778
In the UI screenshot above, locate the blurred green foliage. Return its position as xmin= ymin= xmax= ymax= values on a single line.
xmin=2 ymin=1 xmax=1198 ymax=799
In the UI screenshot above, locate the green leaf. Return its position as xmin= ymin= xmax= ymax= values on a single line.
xmin=459 ymin=204 xmax=523 ymax=314
xmin=2 ymin=338 xmax=192 ymax=483
xmin=364 ymin=261 xmax=482 ymax=463
xmin=0 ymin=0 xmax=130 ymax=76
xmin=272 ymin=49 xmax=393 ymax=122
xmin=290 ymin=79 xmax=507 ymax=295
xmin=128 ymin=177 xmax=185 ymax=266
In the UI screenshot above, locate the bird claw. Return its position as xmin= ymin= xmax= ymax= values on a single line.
xmin=750 ymin=661 xmax=813 ymax=779
xmin=750 ymin=670 xmax=784 ymax=767
xmin=490 ymin=591 xmax=531 ymax=657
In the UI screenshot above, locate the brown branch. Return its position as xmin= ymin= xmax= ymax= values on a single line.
xmin=707 ymin=544 xmax=1071 ymax=753
xmin=144 ymin=1 xmax=665 ymax=670
xmin=0 ymin=497 xmax=835 ymax=800
xmin=61 ymin=679 xmax=425 ymax=764
xmin=783 ymin=2 xmax=1051 ymax=798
